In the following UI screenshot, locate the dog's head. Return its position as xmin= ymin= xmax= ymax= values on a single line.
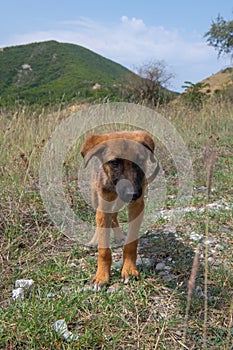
xmin=81 ymin=131 xmax=155 ymax=202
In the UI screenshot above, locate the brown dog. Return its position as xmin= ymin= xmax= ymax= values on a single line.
xmin=81 ymin=130 xmax=159 ymax=289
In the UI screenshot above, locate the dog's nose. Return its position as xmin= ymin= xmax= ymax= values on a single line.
xmin=116 ymin=179 xmax=134 ymax=203
xmin=116 ymin=179 xmax=142 ymax=203
xmin=123 ymin=192 xmax=134 ymax=202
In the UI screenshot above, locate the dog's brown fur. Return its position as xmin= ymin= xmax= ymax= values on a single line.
xmin=81 ymin=130 xmax=157 ymax=288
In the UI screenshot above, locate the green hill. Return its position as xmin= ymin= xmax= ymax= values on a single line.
xmin=0 ymin=40 xmax=132 ymax=105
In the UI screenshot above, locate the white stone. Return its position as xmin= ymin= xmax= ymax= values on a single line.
xmin=156 ymin=262 xmax=166 ymax=271
xmin=15 ymin=279 xmax=34 ymax=290
xmin=136 ymin=257 xmax=154 ymax=268
xmin=12 ymin=288 xmax=24 ymax=301
xmin=52 ymin=319 xmax=79 ymax=342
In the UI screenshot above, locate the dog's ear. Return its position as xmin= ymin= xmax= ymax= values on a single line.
xmin=141 ymin=132 xmax=155 ymax=154
xmin=133 ymin=131 xmax=155 ymax=161
xmin=81 ymin=134 xmax=106 ymax=167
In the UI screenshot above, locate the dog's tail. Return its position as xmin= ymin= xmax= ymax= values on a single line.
xmin=146 ymin=159 xmax=160 ymax=185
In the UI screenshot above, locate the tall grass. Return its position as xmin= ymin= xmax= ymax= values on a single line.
xmin=0 ymin=99 xmax=233 ymax=349
xmin=162 ymin=98 xmax=232 ymax=147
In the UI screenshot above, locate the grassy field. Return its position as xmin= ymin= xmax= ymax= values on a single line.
xmin=0 ymin=99 xmax=233 ymax=349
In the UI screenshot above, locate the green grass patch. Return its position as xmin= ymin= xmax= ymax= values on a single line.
xmin=0 ymin=99 xmax=233 ymax=349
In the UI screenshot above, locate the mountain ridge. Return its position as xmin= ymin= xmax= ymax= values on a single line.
xmin=1 ymin=40 xmax=231 ymax=106
xmin=0 ymin=40 xmax=132 ymax=105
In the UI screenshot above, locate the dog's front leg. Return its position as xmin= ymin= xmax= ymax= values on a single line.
xmin=112 ymin=212 xmax=125 ymax=244
xmin=121 ymin=199 xmax=144 ymax=283
xmin=93 ymin=210 xmax=112 ymax=289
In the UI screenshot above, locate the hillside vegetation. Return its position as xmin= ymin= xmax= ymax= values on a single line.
xmin=201 ymin=67 xmax=233 ymax=94
xmin=0 ymin=41 xmax=132 ymax=105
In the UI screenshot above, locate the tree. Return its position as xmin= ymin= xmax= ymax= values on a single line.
xmin=126 ymin=60 xmax=175 ymax=107
xmin=204 ymin=14 xmax=233 ymax=58
xmin=181 ymin=81 xmax=210 ymax=109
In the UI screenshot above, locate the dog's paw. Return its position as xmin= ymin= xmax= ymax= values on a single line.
xmin=121 ymin=263 xmax=139 ymax=284
xmin=92 ymin=272 xmax=110 ymax=290
xmin=93 ymin=281 xmax=106 ymax=291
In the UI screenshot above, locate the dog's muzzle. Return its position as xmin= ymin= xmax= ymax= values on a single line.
xmin=116 ymin=179 xmax=142 ymax=203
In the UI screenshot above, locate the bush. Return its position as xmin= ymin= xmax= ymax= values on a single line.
xmin=181 ymin=81 xmax=210 ymax=110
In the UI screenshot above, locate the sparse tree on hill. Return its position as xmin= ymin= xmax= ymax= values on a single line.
xmin=204 ymin=14 xmax=233 ymax=59
xmin=126 ymin=60 xmax=174 ymax=107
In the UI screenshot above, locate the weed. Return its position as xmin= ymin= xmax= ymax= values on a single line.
xmin=0 ymin=99 xmax=232 ymax=349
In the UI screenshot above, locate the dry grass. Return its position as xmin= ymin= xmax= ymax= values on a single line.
xmin=200 ymin=67 xmax=233 ymax=93
xmin=0 ymin=99 xmax=233 ymax=349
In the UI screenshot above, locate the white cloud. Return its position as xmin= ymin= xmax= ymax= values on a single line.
xmin=121 ymin=15 xmax=146 ymax=31
xmin=9 ymin=16 xmax=228 ymax=91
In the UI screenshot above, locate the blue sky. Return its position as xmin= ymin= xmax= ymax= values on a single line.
xmin=1 ymin=0 xmax=232 ymax=91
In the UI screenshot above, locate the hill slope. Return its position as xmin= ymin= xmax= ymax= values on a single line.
xmin=200 ymin=67 xmax=233 ymax=94
xmin=0 ymin=41 xmax=132 ymax=105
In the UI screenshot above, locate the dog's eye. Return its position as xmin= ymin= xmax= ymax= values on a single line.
xmin=132 ymin=162 xmax=141 ymax=170
xmin=107 ymin=159 xmax=121 ymax=168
